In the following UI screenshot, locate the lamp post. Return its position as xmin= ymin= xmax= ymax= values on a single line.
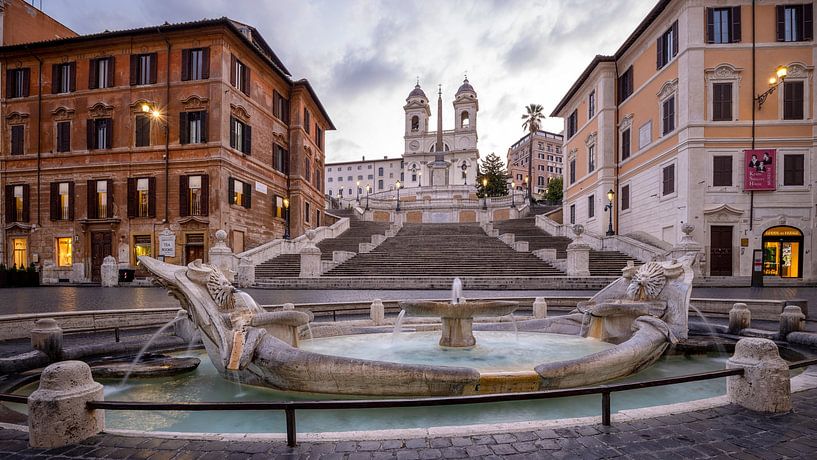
xmin=365 ymin=184 xmax=371 ymax=211
xmin=395 ymin=180 xmax=402 ymax=211
xmin=283 ymin=197 xmax=291 ymax=239
xmin=356 ymin=180 xmax=361 ymax=204
xmin=756 ymin=65 xmax=789 ymax=109
xmin=142 ymin=103 xmax=169 ymax=222
xmin=604 ymin=188 xmax=615 ymax=236
xmin=337 ymin=188 xmax=343 ymax=209
xmin=510 ymin=181 xmax=515 ymax=207
xmin=524 ymin=176 xmax=530 ymax=203
xmin=482 ymin=177 xmax=488 ymax=210
xmin=418 ymin=171 xmax=422 ymax=188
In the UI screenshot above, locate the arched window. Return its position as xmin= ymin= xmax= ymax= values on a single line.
xmin=460 ymin=111 xmax=470 ymax=128
xmin=411 ymin=116 xmax=419 ymax=132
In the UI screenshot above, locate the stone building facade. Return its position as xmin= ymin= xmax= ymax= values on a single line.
xmin=506 ymin=130 xmax=564 ymax=195
xmin=552 ymin=0 xmax=816 ymax=280
xmin=325 ymin=156 xmax=404 ymax=203
xmin=0 ymin=16 xmax=333 ymax=282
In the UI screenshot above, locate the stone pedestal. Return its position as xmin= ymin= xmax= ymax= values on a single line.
xmin=779 ymin=305 xmax=806 ymax=339
xmin=370 ymin=299 xmax=385 ymax=325
xmin=533 ymin=297 xmax=548 ymax=319
xmin=728 ymin=303 xmax=751 ymax=335
xmin=28 ymin=361 xmax=104 ymax=448
xmin=299 ymin=247 xmax=321 ymax=278
xmin=31 ymin=318 xmax=63 ymax=361
xmin=726 ymin=338 xmax=791 ymax=413
xmin=440 ymin=317 xmax=475 ymax=348
xmin=566 ymin=243 xmax=591 ymax=277
xmin=209 ymin=229 xmax=237 ymax=282
xmin=236 ymin=257 xmax=254 ymax=288
xmin=100 ymin=256 xmax=118 ymax=287
xmin=669 ymin=223 xmax=704 ymax=278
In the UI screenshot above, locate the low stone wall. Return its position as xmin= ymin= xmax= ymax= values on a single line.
xmin=253 ymin=276 xmax=618 ymax=290
xmin=0 ymin=308 xmax=179 ymax=341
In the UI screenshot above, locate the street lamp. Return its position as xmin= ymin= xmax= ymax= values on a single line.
xmin=142 ymin=103 xmax=169 ymax=222
xmin=356 ymin=180 xmax=361 ymax=204
xmin=418 ymin=171 xmax=422 ymax=188
xmin=756 ymin=65 xmax=789 ymax=109
xmin=524 ymin=176 xmax=530 ymax=204
xmin=604 ymin=188 xmax=615 ymax=236
xmin=395 ymin=180 xmax=402 ymax=211
xmin=283 ymin=197 xmax=291 ymax=239
xmin=365 ymin=184 xmax=371 ymax=211
xmin=482 ymin=177 xmax=488 ymax=210
xmin=510 ymin=181 xmax=516 ymax=207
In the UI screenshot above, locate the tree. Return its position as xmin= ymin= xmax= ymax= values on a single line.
xmin=476 ymin=153 xmax=510 ymax=198
xmin=543 ymin=176 xmax=563 ymax=203
xmin=521 ymin=104 xmax=545 ymax=206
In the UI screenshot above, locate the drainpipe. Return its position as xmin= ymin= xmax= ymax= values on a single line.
xmin=614 ymin=60 xmax=620 ymax=236
xmin=156 ymin=27 xmax=171 ymax=224
xmin=749 ymin=0 xmax=756 ymax=231
xmin=24 ymin=46 xmax=44 ymax=227
xmin=286 ymin=82 xmax=293 ymax=238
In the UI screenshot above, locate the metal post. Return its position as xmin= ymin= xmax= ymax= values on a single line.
xmin=285 ymin=407 xmax=297 ymax=447
xmin=114 ymin=327 xmax=120 ymax=343
xmin=601 ymin=392 xmax=611 ymax=426
xmin=396 ymin=186 xmax=401 ymax=211
xmin=366 ymin=187 xmax=370 ymax=211
xmin=510 ymin=189 xmax=515 ymax=208
xmin=283 ymin=203 xmax=291 ymax=240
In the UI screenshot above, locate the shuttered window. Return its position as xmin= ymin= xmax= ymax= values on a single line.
xmin=304 ymin=109 xmax=311 ymax=134
xmin=130 ymin=53 xmax=157 ymax=85
xmin=87 ymin=179 xmax=114 ymax=219
xmin=230 ymin=55 xmax=250 ymax=95
xmin=5 ymin=184 xmax=30 ymax=223
xmin=621 ymin=184 xmax=630 ymax=211
xmin=180 ymin=174 xmax=209 ymax=217
xmin=273 ymin=144 xmax=289 ymax=173
xmin=229 ymin=117 xmax=252 ymax=154
xmin=89 ymin=57 xmax=115 ymax=89
xmin=587 ymin=195 xmax=595 ymax=218
xmin=707 ymin=7 xmax=741 ymax=43
xmin=712 ymin=83 xmax=733 ymax=121
xmin=569 ymin=204 xmax=576 ymax=225
xmin=51 ymin=62 xmax=76 ymax=94
xmin=662 ymin=164 xmax=675 ymax=196
xmin=617 ymin=66 xmax=633 ymax=103
xmin=713 ymin=156 xmax=733 ymax=186
xmin=6 ymin=68 xmax=30 ymax=98
xmin=662 ymin=96 xmax=675 ymax=135
xmin=569 ymin=158 xmax=576 ymax=184
xmin=783 ymin=155 xmax=805 ymax=186
xmin=566 ymin=110 xmax=578 ymax=138
xmin=56 ymin=121 xmax=71 ymax=152
xmin=87 ymin=118 xmax=113 ymax=150
xmin=11 ymin=125 xmax=25 ymax=155
xmin=180 ymin=111 xmax=207 ymax=144
xmin=777 ymin=4 xmax=813 ymax=42
xmin=135 ymin=115 xmax=151 ymax=147
xmin=50 ymin=181 xmax=74 ymax=221
xmin=181 ymin=48 xmax=210 ymax=81
xmin=621 ymin=128 xmax=631 ymax=160
xmin=273 ymin=90 xmax=289 ymax=122
xmin=127 ymin=177 xmax=156 ymax=218
xmin=783 ymin=81 xmax=804 ymax=120
xmin=228 ymin=177 xmax=252 ymax=209
xmin=656 ymin=21 xmax=679 ymax=69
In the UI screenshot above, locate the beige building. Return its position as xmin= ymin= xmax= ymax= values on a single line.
xmin=553 ymin=0 xmax=816 ymax=280
xmin=325 ymin=156 xmax=403 ymax=203
xmin=506 ymin=130 xmax=564 ymax=195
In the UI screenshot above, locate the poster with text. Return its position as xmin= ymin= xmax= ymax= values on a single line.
xmin=744 ymin=149 xmax=776 ymax=191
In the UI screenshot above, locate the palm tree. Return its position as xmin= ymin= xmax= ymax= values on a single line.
xmin=521 ymin=104 xmax=545 ymax=206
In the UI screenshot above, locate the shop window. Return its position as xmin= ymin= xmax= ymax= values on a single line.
xmin=133 ymin=235 xmax=152 ymax=267
xmin=762 ymin=226 xmax=803 ymax=278
xmin=56 ymin=237 xmax=73 ymax=267
xmin=12 ymin=238 xmax=27 ymax=269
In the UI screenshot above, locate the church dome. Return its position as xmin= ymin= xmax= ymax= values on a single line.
xmin=456 ymin=78 xmax=476 ymax=96
xmin=407 ymin=83 xmax=427 ymax=101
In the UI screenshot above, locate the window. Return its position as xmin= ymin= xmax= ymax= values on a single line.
xmin=56 ymin=121 xmax=71 ymax=152
xmin=315 ymin=125 xmax=323 ymax=149
xmin=180 ymin=175 xmax=209 ymax=217
xmin=87 ymin=179 xmax=112 ymax=219
xmin=588 ymin=90 xmax=595 ymax=118
xmin=316 ymin=210 xmax=321 ymax=227
xmin=662 ymin=96 xmax=675 ymax=135
xmin=411 ymin=115 xmax=419 ymax=131
xmin=783 ymin=81 xmax=804 ymax=120
xmin=304 ymin=109 xmax=311 ymax=134
xmin=538 ymin=165 xmax=545 ymax=171
xmin=11 ymin=238 xmax=27 ymax=269
xmin=89 ymin=57 xmax=114 ymax=89
xmin=56 ymin=237 xmax=73 ymax=267
xmin=569 ymin=204 xmax=576 ymax=224
xmin=569 ymin=158 xmax=576 ymax=184
xmin=777 ymin=4 xmax=813 ymax=42
xmin=130 ymin=53 xmax=157 ymax=85
xmin=229 ymin=177 xmax=251 ymax=208
xmin=5 ymin=184 xmax=29 ymax=222
xmin=588 ymin=145 xmax=596 ymax=172
xmin=133 ymin=235 xmax=152 ymax=267
xmin=230 ymin=117 xmax=252 ymax=154
xmin=378 ymin=167 xmax=384 ymax=176
xmin=231 ymin=55 xmax=250 ymax=95
xmin=6 ymin=68 xmax=30 ymax=98
xmin=50 ymin=181 xmax=74 ymax=221
xmin=662 ymin=164 xmax=675 ymax=196
xmin=273 ymin=91 xmax=289 ymax=123
xmin=712 ymin=83 xmax=733 ymax=121
xmin=11 ymin=125 xmax=24 ymax=155
xmin=304 ymin=201 xmax=312 ymax=223
xmin=783 ymin=154 xmax=805 ymax=186
xmin=617 ymin=66 xmax=634 ymax=103
xmin=567 ymin=110 xmax=578 ymax=138
xmin=707 ymin=7 xmax=741 ymax=44
xmin=621 ymin=128 xmax=631 ymax=160
xmin=537 ymin=176 xmax=545 ymax=186
xmin=657 ymin=21 xmax=679 ymax=69
xmin=273 ymin=145 xmax=289 ymax=173
xmin=328 ymin=177 xmax=333 ymax=183
xmin=128 ymin=177 xmax=155 ymax=218
xmin=135 ymin=115 xmax=151 ymax=147
xmin=538 ymin=142 xmax=544 ymax=150
xmin=587 ymin=195 xmax=595 ymax=218
xmin=378 ymin=179 xmax=384 ymax=190
xmin=87 ymin=118 xmax=112 ymax=150
xmin=713 ymin=156 xmax=733 ymax=186
xmin=274 ymin=195 xmax=285 ymax=219
xmin=181 ymin=48 xmax=209 ymax=81
xmin=621 ymin=184 xmax=630 ymax=211
xmin=180 ymin=111 xmax=207 ymax=144
xmin=460 ymin=111 xmax=470 ymax=128
xmin=51 ymin=62 xmax=76 ymax=94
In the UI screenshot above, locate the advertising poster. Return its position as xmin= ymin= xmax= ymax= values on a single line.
xmin=744 ymin=149 xmax=776 ymax=191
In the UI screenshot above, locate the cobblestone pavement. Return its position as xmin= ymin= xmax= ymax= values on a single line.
xmin=1 ymin=388 xmax=816 ymax=459
xmin=1 ymin=286 xmax=815 ymax=315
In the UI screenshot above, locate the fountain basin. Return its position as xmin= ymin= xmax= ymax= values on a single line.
xmin=399 ymin=300 xmax=518 ymax=347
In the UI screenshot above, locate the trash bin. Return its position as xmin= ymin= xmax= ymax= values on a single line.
xmin=118 ymin=269 xmax=135 ymax=283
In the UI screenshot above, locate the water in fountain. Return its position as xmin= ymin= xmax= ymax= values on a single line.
xmin=182 ymin=333 xmax=199 ymax=357
xmin=392 ymin=310 xmax=406 ymax=339
xmin=305 ymin=322 xmax=314 ymax=342
xmin=118 ymin=317 xmax=179 ymax=388
xmin=451 ymin=277 xmax=463 ymax=305
xmin=508 ymin=314 xmax=518 ymax=341
xmin=228 ymin=370 xmax=247 ymax=398
xmin=689 ymin=304 xmax=727 ymax=354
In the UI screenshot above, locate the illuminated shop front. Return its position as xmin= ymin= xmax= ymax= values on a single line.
xmin=762 ymin=226 xmax=803 ymax=278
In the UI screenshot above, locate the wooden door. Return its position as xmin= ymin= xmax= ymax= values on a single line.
xmin=91 ymin=231 xmax=113 ymax=281
xmin=185 ymin=245 xmax=204 ymax=265
xmin=709 ymin=225 xmax=733 ymax=276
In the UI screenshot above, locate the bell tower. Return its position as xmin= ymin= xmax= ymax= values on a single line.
xmin=453 ymin=77 xmax=478 ymax=134
xmin=403 ymin=80 xmax=431 ymax=155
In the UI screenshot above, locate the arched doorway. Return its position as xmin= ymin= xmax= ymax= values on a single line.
xmin=762 ymin=226 xmax=803 ymax=278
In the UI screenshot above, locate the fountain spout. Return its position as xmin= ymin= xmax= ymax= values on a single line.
xmin=451 ymin=278 xmax=463 ymax=305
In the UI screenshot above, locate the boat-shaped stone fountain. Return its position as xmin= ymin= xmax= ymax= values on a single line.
xmin=139 ymin=254 xmax=694 ymax=396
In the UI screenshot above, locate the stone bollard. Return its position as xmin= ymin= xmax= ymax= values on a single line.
xmin=299 ymin=230 xmax=322 ymax=278
xmin=779 ymin=305 xmax=806 ymax=339
xmin=533 ymin=297 xmax=548 ymax=319
xmin=726 ymin=338 xmax=791 ymax=413
xmin=566 ymin=243 xmax=591 ymax=277
xmin=785 ymin=299 xmax=808 ymax=319
xmin=28 ymin=361 xmax=105 ymax=448
xmin=370 ymin=299 xmax=385 ymax=325
xmin=100 ymin=255 xmax=118 ymax=287
xmin=31 ymin=318 xmax=63 ymax=362
xmin=173 ymin=310 xmax=198 ymax=343
xmin=728 ymin=303 xmax=751 ymax=335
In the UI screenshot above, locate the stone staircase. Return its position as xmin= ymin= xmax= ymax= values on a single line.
xmin=324 ymin=223 xmax=564 ymax=277
xmin=254 ymin=210 xmax=390 ymax=279
xmin=494 ymin=216 xmax=639 ymax=277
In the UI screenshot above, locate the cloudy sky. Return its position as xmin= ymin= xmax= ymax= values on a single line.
xmin=42 ymin=0 xmax=656 ymax=163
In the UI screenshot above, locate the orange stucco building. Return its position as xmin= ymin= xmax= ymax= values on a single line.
xmin=553 ymin=0 xmax=816 ymax=280
xmin=0 ymin=7 xmax=333 ymax=282
xmin=506 ymin=130 xmax=564 ymax=197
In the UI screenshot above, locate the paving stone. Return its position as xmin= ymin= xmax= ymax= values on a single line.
xmin=357 ymin=441 xmax=382 ymax=451
xmin=448 ymin=437 xmax=472 ymax=447
xmin=511 ymin=441 xmax=537 ymax=453
xmin=492 ymin=433 xmax=517 ymax=444
xmin=464 ymin=444 xmax=493 ymax=457
xmin=428 ymin=438 xmax=451 ymax=448
xmin=348 ymin=452 xmax=372 ymax=460
xmin=404 ymin=438 xmax=427 ymax=449
xmin=489 ymin=443 xmax=517 ymax=455
xmin=417 ymin=448 xmax=442 ymax=459
xmin=440 ymin=447 xmax=468 ymax=458
xmin=395 ymin=451 xmax=420 ymax=460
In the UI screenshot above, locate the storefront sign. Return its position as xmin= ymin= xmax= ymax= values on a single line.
xmin=743 ymin=149 xmax=776 ymax=191
xmin=158 ymin=229 xmax=176 ymax=257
